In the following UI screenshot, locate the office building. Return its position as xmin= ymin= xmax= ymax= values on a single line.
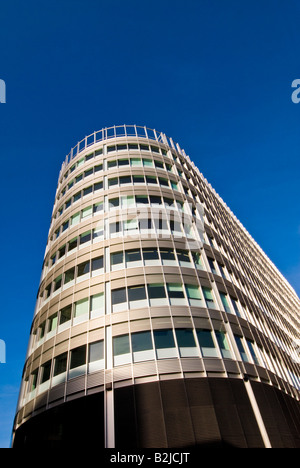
xmin=13 ymin=125 xmax=300 ymax=448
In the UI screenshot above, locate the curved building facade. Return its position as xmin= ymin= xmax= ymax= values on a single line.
xmin=13 ymin=125 xmax=300 ymax=448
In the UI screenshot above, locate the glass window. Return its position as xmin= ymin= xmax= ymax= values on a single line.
xmin=108 ymin=160 xmax=117 ymax=169
xmin=220 ymin=293 xmax=231 ymax=313
xmin=159 ymin=178 xmax=169 ymax=187
xmin=93 ymin=202 xmax=103 ymax=213
xmin=58 ymin=245 xmax=66 ymax=259
xmin=54 ymin=275 xmax=62 ymax=291
xmin=109 ymin=197 xmax=120 ymax=209
xmin=167 ymin=283 xmax=186 ymax=305
xmin=53 ymin=352 xmax=67 ymax=377
xmin=90 ymin=293 xmax=104 ymax=318
xmin=110 ymin=221 xmax=120 ymax=235
xmin=231 ymin=298 xmax=241 ymax=317
xmin=235 ymin=336 xmax=249 ymax=362
xmin=185 ymin=284 xmax=203 ymax=306
xmin=136 ymin=195 xmax=148 ymax=205
xmin=128 ymin=285 xmax=147 ymax=309
xmin=92 ymin=256 xmax=103 ymax=274
xmin=111 ymin=251 xmax=124 ymax=270
xmin=154 ymin=330 xmax=177 ymax=359
xmin=111 ymin=288 xmax=127 ymax=312
xmin=68 ymin=237 xmax=78 ymax=251
xmin=118 ymin=158 xmax=129 ymax=166
xmin=143 ymin=248 xmax=159 ymax=265
xmin=30 ymin=370 xmax=38 ymax=392
xmin=77 ymin=261 xmax=90 ymax=277
xmin=88 ymin=341 xmax=104 ymax=372
xmin=40 ymin=360 xmax=52 ymax=384
xmin=94 ymin=181 xmax=103 ymax=191
xmin=80 ymin=231 xmax=91 ymax=245
xmin=133 ymin=175 xmax=145 ymax=184
xmin=154 ymin=160 xmax=164 ymax=169
xmin=113 ymin=335 xmax=131 ymax=366
xmin=59 ymin=305 xmax=72 ymax=325
xmin=93 ymin=222 xmax=104 ymax=241
xmin=82 ymin=206 xmax=92 ymax=219
xmin=146 ymin=175 xmax=157 ymax=184
xmin=83 ymin=186 xmax=93 ymax=197
xmin=125 ymin=249 xmax=142 ymax=265
xmin=120 ymin=175 xmax=131 ymax=185
xmin=48 ymin=313 xmax=58 ymax=333
xmin=148 ymin=283 xmax=168 ymax=306
xmin=70 ymin=345 xmax=86 ymax=378
xmin=95 ymin=164 xmax=103 ymax=172
xmin=132 ymin=331 xmax=154 ymax=362
xmin=74 ymin=298 xmax=89 ymax=321
xmin=123 ymin=219 xmax=138 ymax=232
xmin=246 ymin=340 xmax=260 ymax=365
xmin=143 ymin=158 xmax=153 ymax=167
xmin=108 ymin=177 xmax=118 ymax=187
xmin=160 ymin=249 xmax=176 ymax=265
xmin=202 ymin=287 xmax=216 ymax=308
xmin=64 ymin=267 xmax=75 ymax=285
xmin=208 ymin=258 xmax=217 ymax=274
xmin=196 ymin=329 xmax=218 ymax=357
xmin=215 ymin=331 xmax=232 ymax=359
xmin=175 ymin=329 xmax=198 ymax=357
xmin=177 ymin=250 xmax=191 ymax=267
xmin=150 ymin=195 xmax=162 ymax=205
xmin=131 ymin=157 xmax=142 ymax=166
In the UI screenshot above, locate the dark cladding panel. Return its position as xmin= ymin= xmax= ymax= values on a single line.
xmin=114 ymin=385 xmax=138 ymax=448
xmin=135 ymin=381 xmax=167 ymax=448
xmin=184 ymin=378 xmax=221 ymax=446
xmin=160 ymin=379 xmax=195 ymax=448
xmin=208 ymin=378 xmax=248 ymax=448
xmin=229 ymin=379 xmax=264 ymax=448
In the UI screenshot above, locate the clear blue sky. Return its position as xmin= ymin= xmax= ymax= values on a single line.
xmin=0 ymin=0 xmax=299 ymax=448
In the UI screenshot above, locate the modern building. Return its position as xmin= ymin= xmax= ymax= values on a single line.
xmin=12 ymin=125 xmax=300 ymax=448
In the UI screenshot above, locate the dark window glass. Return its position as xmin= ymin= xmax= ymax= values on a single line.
xmin=95 ymin=164 xmax=103 ymax=172
xmin=146 ymin=175 xmax=157 ymax=184
xmin=111 ymin=251 xmax=123 ymax=265
xmin=132 ymin=331 xmax=152 ymax=352
xmin=136 ymin=195 xmax=148 ymax=204
xmin=175 ymin=329 xmax=196 ymax=348
xmin=92 ymin=256 xmax=103 ymax=271
xmin=125 ymin=249 xmax=141 ymax=263
xmin=41 ymin=361 xmax=52 ymax=383
xmin=109 ymin=197 xmax=120 ymax=208
xmin=108 ymin=178 xmax=118 ymax=187
xmin=70 ymin=345 xmax=86 ymax=369
xmin=128 ymin=285 xmax=146 ymax=302
xmin=110 ymin=221 xmax=120 ymax=234
xmin=108 ymin=160 xmax=117 ymax=168
xmin=83 ymin=186 xmax=93 ymax=196
xmin=120 ymin=175 xmax=131 ymax=185
xmin=143 ymin=248 xmax=159 ymax=261
xmin=147 ymin=284 xmax=166 ymax=299
xmin=133 ymin=175 xmax=145 ymax=183
xmin=154 ymin=330 xmax=175 ymax=349
xmin=77 ymin=261 xmax=90 ymax=277
xmin=68 ymin=238 xmax=78 ymax=251
xmin=150 ymin=195 xmax=162 ymax=205
xmin=59 ymin=305 xmax=72 ymax=324
xmin=128 ymin=143 xmax=138 ymax=149
xmin=53 ymin=352 xmax=67 ymax=376
xmin=73 ymin=192 xmax=81 ymax=202
xmin=111 ymin=288 xmax=126 ymax=305
xmin=154 ymin=160 xmax=164 ymax=168
xmin=80 ymin=231 xmax=91 ymax=244
xmin=94 ymin=181 xmax=103 ymax=191
xmin=118 ymin=158 xmax=129 ymax=165
xmin=64 ymin=267 xmax=75 ymax=284
xmin=160 ymin=249 xmax=175 ymax=261
xmin=89 ymin=341 xmax=104 ymax=362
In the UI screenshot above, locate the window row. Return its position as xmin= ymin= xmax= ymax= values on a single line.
xmin=42 ymin=256 xmax=104 ymax=302
xmin=59 ymin=153 xmax=175 ymax=204
xmin=32 ymin=282 xmax=242 ymax=346
xmin=51 ymin=207 xmax=196 ymax=248
xmin=54 ymin=173 xmax=181 ymax=225
xmin=25 ymin=327 xmax=264 ymax=402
